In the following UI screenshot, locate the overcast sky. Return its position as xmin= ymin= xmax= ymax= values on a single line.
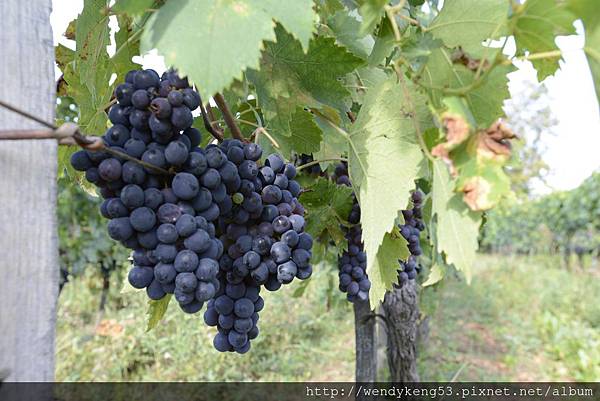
xmin=51 ymin=0 xmax=600 ymax=196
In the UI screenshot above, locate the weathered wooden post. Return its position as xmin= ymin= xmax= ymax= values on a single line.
xmin=0 ymin=0 xmax=58 ymax=383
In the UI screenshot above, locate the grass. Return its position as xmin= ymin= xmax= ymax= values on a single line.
xmin=55 ymin=264 xmax=355 ymax=381
xmin=418 ymin=254 xmax=600 ymax=381
xmin=55 ymin=254 xmax=600 ymax=381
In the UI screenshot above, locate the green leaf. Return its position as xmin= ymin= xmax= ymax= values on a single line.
xmin=358 ymin=0 xmax=387 ymax=35
xmin=567 ymin=0 xmax=600 ymax=109
xmin=512 ymin=0 xmax=576 ymax=81
xmin=249 ymin=26 xmax=364 ymax=113
xmin=567 ymin=0 xmax=600 ymax=29
xmin=317 ymin=0 xmax=345 ymax=20
xmin=400 ymin=31 xmax=443 ymax=71
xmin=67 ymin=0 xmax=113 ymax=135
xmin=422 ymin=47 xmax=513 ymax=127
xmin=299 ymin=177 xmax=355 ymax=247
xmin=328 ymin=11 xmax=374 ymax=59
xmin=292 ymin=278 xmax=311 ymax=297
xmin=347 ymin=66 xmax=389 ymax=104
xmin=432 ymin=160 xmax=481 ymax=283
xmin=146 ymin=294 xmax=172 ymax=332
xmin=282 ymin=108 xmax=323 ymax=155
xmin=428 ymin=0 xmax=508 ymax=54
xmin=422 ymin=263 xmax=445 ymax=286
xmin=369 ymin=231 xmax=409 ymax=309
xmin=112 ymin=15 xmax=141 ymax=84
xmin=112 ymin=0 xmax=155 ymax=15
xmin=55 ymin=44 xmax=75 ymax=71
xmin=583 ymin=25 xmax=600 ymax=110
xmin=348 ymin=77 xmax=431 ymax=303
xmin=262 ymin=107 xmax=323 ymax=159
xmin=265 ymin=0 xmax=318 ymax=49
xmin=141 ymin=0 xmax=316 ymax=97
xmin=368 ymin=15 xmax=395 ymax=66
xmin=313 ymin=113 xmax=348 ymax=168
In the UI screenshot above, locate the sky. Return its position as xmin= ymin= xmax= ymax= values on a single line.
xmin=50 ymin=0 xmax=600 ymax=196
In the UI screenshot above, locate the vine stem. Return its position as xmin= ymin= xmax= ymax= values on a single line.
xmin=251 ymin=127 xmax=280 ymax=149
xmin=385 ymin=0 xmax=407 ymax=42
xmin=197 ymin=91 xmax=224 ymax=142
xmin=297 ymin=158 xmax=348 ymax=171
xmin=399 ymin=14 xmax=420 ymax=26
xmin=506 ymin=49 xmax=564 ymax=64
xmin=213 ymin=92 xmax=244 ymax=141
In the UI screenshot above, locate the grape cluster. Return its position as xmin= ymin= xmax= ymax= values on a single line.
xmin=331 ymin=163 xmax=371 ymax=303
xmin=70 ymin=69 xmax=313 ymax=353
xmin=295 ymin=154 xmax=323 ymax=176
xmin=338 ymin=224 xmax=370 ymax=302
xmin=70 ymin=69 xmax=225 ymax=311
xmin=202 ymin=147 xmax=313 ymax=352
xmin=395 ymin=191 xmax=425 ymax=288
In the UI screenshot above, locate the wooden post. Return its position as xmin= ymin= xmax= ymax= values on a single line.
xmin=0 ymin=0 xmax=58 ymax=382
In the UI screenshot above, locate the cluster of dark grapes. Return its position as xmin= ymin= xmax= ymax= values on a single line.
xmin=330 ymin=163 xmax=370 ymax=303
xmin=70 ymin=69 xmax=313 ymax=354
xmin=295 ymin=154 xmax=323 ymax=176
xmin=326 ymin=161 xmax=425 ymax=301
xmin=70 ymin=68 xmax=222 ymax=312
xmin=395 ymin=191 xmax=425 ymax=288
xmin=202 ymin=147 xmax=313 ymax=353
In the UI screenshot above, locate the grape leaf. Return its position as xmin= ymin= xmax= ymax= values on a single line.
xmin=428 ymin=0 xmax=508 ymax=54
xmin=512 ymin=0 xmax=576 ymax=81
xmin=112 ymin=0 xmax=155 ymax=15
xmin=583 ymin=26 xmax=600 ymax=110
xmin=421 ymin=47 xmax=513 ymax=127
xmin=280 ymin=108 xmax=323 ymax=155
xmin=249 ymin=26 xmax=364 ymax=113
xmin=348 ymin=77 xmax=431 ymax=305
xmin=265 ymin=0 xmax=318 ymax=49
xmin=358 ymin=0 xmax=387 ymax=35
xmin=141 ymin=0 xmax=316 ymax=97
xmin=292 ymin=278 xmax=312 ymax=298
xmin=313 ymin=113 xmax=349 ymax=169
xmin=432 ymin=160 xmax=481 ymax=283
xmin=400 ymin=31 xmax=443 ymax=72
xmin=328 ymin=11 xmax=374 ymax=59
xmin=347 ymin=66 xmax=389 ymax=104
xmin=567 ymin=0 xmax=600 ymax=29
xmin=368 ymin=15 xmax=395 ymax=66
xmin=262 ymin=107 xmax=323 ymax=158
xmin=146 ymin=294 xmax=172 ymax=332
xmin=567 ymin=0 xmax=600 ymax=109
xmin=55 ymin=44 xmax=75 ymax=71
xmin=112 ymin=15 xmax=141 ymax=84
xmin=422 ymin=263 xmax=445 ymax=286
xmin=299 ymin=177 xmax=355 ymax=247
xmin=369 ymin=231 xmax=410 ymax=309
xmin=64 ymin=0 xmax=113 ymax=135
